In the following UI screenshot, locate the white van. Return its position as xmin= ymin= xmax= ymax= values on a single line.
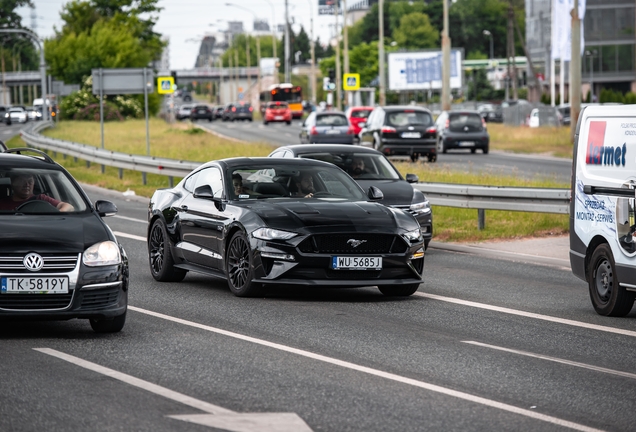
xmin=570 ymin=105 xmax=636 ymax=316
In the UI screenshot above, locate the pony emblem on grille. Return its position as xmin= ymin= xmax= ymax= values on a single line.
xmin=347 ymin=239 xmax=367 ymax=248
xmin=24 ymin=253 xmax=44 ymax=272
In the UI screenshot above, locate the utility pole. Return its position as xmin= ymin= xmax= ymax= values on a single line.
xmin=512 ymin=11 xmax=542 ymax=101
xmin=441 ymin=0 xmax=451 ymax=110
xmin=343 ymin=0 xmax=350 ymax=109
xmin=507 ymin=3 xmax=517 ymax=100
xmin=334 ymin=0 xmax=342 ymax=110
xmin=570 ymin=0 xmax=581 ymax=143
xmin=378 ymin=0 xmax=385 ymax=106
xmin=284 ymin=0 xmax=290 ymax=83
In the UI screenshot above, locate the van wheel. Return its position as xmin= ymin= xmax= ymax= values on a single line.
xmin=427 ymin=154 xmax=437 ymax=163
xmin=588 ymin=244 xmax=635 ymax=316
xmin=483 ymin=146 xmax=489 ymax=154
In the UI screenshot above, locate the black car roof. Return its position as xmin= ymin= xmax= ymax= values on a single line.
xmin=278 ymin=144 xmax=383 ymax=155
xmin=204 ymin=156 xmax=343 ymax=170
xmin=0 ymin=151 xmax=61 ymax=170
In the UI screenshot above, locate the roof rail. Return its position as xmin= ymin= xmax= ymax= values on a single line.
xmin=4 ymin=147 xmax=55 ymax=164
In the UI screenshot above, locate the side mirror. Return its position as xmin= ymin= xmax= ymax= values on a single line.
xmin=367 ymin=186 xmax=384 ymax=201
xmin=358 ymin=122 xmax=366 ymax=128
xmin=95 ymin=200 xmax=118 ymax=217
xmin=193 ymin=185 xmax=214 ymax=199
xmin=405 ymin=173 xmax=419 ymax=184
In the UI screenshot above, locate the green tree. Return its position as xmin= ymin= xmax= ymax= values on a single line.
xmin=45 ymin=0 xmax=164 ymax=84
xmin=393 ymin=12 xmax=438 ymax=49
xmin=0 ymin=0 xmax=39 ymax=72
xmin=293 ymin=26 xmax=311 ymax=64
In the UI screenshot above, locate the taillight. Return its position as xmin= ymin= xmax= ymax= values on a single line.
xmin=426 ymin=127 xmax=436 ymax=134
xmin=232 ymin=107 xmax=236 ymax=112
xmin=310 ymin=126 xmax=318 ymax=135
xmin=381 ymin=126 xmax=396 ymax=133
xmin=249 ymin=107 xmax=253 ymax=112
xmin=347 ymin=125 xmax=354 ymax=135
xmin=482 ymin=118 xmax=487 ymax=129
xmin=445 ymin=119 xmax=449 ymax=129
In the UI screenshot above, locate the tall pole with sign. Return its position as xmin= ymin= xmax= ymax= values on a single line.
xmin=284 ymin=0 xmax=291 ymax=83
xmin=334 ymin=0 xmax=342 ymax=110
xmin=441 ymin=0 xmax=451 ymax=111
xmin=378 ymin=0 xmax=385 ymax=106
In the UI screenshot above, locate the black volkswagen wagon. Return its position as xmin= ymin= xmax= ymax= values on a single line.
xmin=0 ymin=148 xmax=128 ymax=332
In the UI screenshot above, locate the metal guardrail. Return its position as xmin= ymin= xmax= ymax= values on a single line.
xmin=19 ymin=122 xmax=571 ymax=225
xmin=21 ymin=122 xmax=200 ymax=180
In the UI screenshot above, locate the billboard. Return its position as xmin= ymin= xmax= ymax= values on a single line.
xmin=388 ymin=50 xmax=463 ymax=91
xmin=318 ymin=0 xmax=341 ymax=15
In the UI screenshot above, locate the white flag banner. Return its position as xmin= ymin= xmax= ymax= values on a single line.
xmin=552 ymin=0 xmax=586 ymax=61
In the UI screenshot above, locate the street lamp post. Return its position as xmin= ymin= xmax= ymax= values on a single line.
xmin=262 ymin=0 xmax=277 ymax=61
xmin=483 ymin=30 xmax=494 ymax=61
xmin=378 ymin=0 xmax=385 ymax=106
xmin=585 ymin=49 xmax=597 ymax=103
xmin=305 ymin=0 xmax=316 ymax=105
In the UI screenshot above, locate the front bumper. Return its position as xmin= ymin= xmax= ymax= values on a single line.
xmin=0 ymin=254 xmax=129 ymax=321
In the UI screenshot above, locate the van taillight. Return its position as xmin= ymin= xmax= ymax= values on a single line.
xmin=381 ymin=126 xmax=396 ymax=133
xmin=310 ymin=126 xmax=318 ymax=135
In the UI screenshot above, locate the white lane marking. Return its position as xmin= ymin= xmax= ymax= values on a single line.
xmin=33 ymin=348 xmax=234 ymax=415
xmin=415 ymin=292 xmax=636 ymax=338
xmin=113 ymin=231 xmax=146 ymax=242
xmin=128 ymin=305 xmax=603 ymax=432
xmin=113 ymin=224 xmax=634 ymax=339
xmin=463 ymin=341 xmax=636 ymax=380
xmin=114 ymin=215 xmax=146 ymax=224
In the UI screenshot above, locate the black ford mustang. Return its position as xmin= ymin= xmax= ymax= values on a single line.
xmin=148 ymin=158 xmax=425 ymax=297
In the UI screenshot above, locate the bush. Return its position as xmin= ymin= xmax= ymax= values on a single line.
xmin=74 ymin=102 xmax=124 ymax=122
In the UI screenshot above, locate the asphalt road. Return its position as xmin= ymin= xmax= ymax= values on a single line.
xmin=194 ymin=118 xmax=572 ymax=184
xmin=2 ymin=186 xmax=635 ymax=432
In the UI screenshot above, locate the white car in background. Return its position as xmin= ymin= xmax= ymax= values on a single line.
xmin=4 ymin=107 xmax=28 ymax=124
xmin=176 ymin=104 xmax=193 ymax=120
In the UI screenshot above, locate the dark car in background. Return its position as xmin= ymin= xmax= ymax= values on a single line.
xmin=213 ymin=105 xmax=225 ymax=119
xmin=147 ymin=157 xmax=425 ymax=297
xmin=359 ymin=106 xmax=437 ymax=162
xmin=269 ymin=144 xmax=433 ymax=248
xmin=0 ymin=148 xmax=129 ymax=332
xmin=435 ymin=110 xmax=490 ymax=154
xmin=299 ymin=111 xmax=354 ymax=144
xmin=477 ymin=103 xmax=503 ymax=123
xmin=190 ymin=104 xmax=214 ymax=122
xmin=223 ymin=102 xmax=254 ymax=121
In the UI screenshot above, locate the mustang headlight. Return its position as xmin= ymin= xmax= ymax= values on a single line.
xmin=410 ymin=199 xmax=431 ymax=214
xmin=404 ymin=229 xmax=423 ymax=242
xmin=253 ymin=228 xmax=298 ymax=241
xmin=83 ymin=241 xmax=121 ymax=266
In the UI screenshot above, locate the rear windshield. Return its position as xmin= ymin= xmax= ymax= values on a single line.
xmin=316 ymin=114 xmax=348 ymax=126
xmin=237 ymin=104 xmax=251 ymax=111
xmin=194 ymin=105 xmax=208 ymax=110
xmin=350 ymin=110 xmax=372 ymax=119
xmin=449 ymin=113 xmax=482 ymax=128
xmin=386 ymin=110 xmax=432 ymax=127
xmin=268 ymin=102 xmax=288 ymax=109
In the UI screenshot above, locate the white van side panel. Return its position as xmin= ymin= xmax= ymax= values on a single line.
xmin=573 ymin=106 xmax=636 ymax=274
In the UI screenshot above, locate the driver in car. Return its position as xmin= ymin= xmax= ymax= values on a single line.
xmin=0 ymin=172 xmax=74 ymax=212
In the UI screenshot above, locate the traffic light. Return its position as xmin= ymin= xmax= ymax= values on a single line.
xmin=328 ymin=68 xmax=335 ymax=81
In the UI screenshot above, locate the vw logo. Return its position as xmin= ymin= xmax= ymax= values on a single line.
xmin=347 ymin=239 xmax=367 ymax=248
xmin=408 ymin=126 xmax=414 ymax=130
xmin=23 ymin=253 xmax=44 ymax=272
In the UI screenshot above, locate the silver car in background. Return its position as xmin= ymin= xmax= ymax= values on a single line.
xmin=299 ymin=111 xmax=355 ymax=144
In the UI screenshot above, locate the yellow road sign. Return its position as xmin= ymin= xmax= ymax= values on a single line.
xmin=157 ymin=76 xmax=175 ymax=94
xmin=343 ymin=73 xmax=360 ymax=91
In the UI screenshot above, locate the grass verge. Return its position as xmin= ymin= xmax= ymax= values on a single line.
xmin=7 ymin=119 xmax=570 ymax=243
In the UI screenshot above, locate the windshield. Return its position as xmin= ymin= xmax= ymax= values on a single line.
xmin=231 ymin=163 xmax=367 ymax=201
xmin=350 ymin=110 xmax=372 ymax=119
xmin=298 ymin=152 xmax=400 ymax=180
xmin=0 ymin=167 xmax=88 ymax=214
xmin=386 ymin=110 xmax=433 ymax=127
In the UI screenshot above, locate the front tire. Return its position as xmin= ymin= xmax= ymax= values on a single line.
xmin=148 ymin=219 xmax=187 ymax=282
xmin=378 ymin=283 xmax=420 ymax=297
xmin=90 ymin=311 xmax=126 ymax=333
xmin=427 ymin=154 xmax=437 ymax=162
xmin=226 ymin=231 xmax=261 ymax=297
xmin=588 ymin=244 xmax=635 ymax=316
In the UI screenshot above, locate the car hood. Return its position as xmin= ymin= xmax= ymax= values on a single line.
xmin=0 ymin=213 xmax=112 ymax=254
xmin=243 ymin=200 xmax=418 ymax=232
xmin=354 ymin=180 xmax=414 ymax=207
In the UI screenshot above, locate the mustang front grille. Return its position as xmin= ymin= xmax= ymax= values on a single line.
xmin=298 ymin=234 xmax=407 ymax=254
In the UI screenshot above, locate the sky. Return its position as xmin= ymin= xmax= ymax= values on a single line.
xmin=18 ymin=0 xmax=342 ymax=70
